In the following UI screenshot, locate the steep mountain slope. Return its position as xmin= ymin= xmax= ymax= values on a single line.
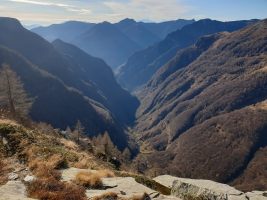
xmin=0 ymin=46 xmax=117 ymax=142
xmin=52 ymin=39 xmax=139 ymax=125
xmin=134 ymin=20 xmax=267 ymax=191
xmin=31 ymin=21 xmax=95 ymax=42
xmin=115 ymin=18 xmax=161 ymax=48
xmin=0 ymin=17 xmax=137 ymax=149
xmin=117 ymin=19 xmax=255 ymax=91
xmin=72 ymin=22 xmax=140 ymax=68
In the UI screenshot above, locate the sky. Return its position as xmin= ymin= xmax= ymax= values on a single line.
xmin=0 ymin=0 xmax=266 ymax=26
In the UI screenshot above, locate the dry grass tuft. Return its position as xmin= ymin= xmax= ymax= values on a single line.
xmin=92 ymin=191 xmax=118 ymax=200
xmin=60 ymin=138 xmax=78 ymax=150
xmin=97 ymin=169 xmax=115 ymax=178
xmin=74 ymin=156 xmax=92 ymax=169
xmin=46 ymin=154 xmax=67 ymax=169
xmin=131 ymin=193 xmax=151 ymax=200
xmin=0 ymin=160 xmax=8 ymax=185
xmin=35 ymin=165 xmax=61 ymax=180
xmin=29 ymin=159 xmax=61 ymax=180
xmin=75 ymin=171 xmax=103 ymax=189
xmin=0 ymin=119 xmax=19 ymax=126
xmin=27 ymin=177 xmax=87 ymax=200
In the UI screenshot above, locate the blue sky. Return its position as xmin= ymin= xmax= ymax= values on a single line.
xmin=1 ymin=0 xmax=266 ymax=25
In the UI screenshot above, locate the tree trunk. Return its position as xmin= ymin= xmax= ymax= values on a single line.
xmin=4 ymin=69 xmax=16 ymax=118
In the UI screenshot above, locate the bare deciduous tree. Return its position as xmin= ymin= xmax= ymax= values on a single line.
xmin=73 ymin=120 xmax=84 ymax=143
xmin=0 ymin=64 xmax=33 ymax=119
xmin=122 ymin=147 xmax=131 ymax=162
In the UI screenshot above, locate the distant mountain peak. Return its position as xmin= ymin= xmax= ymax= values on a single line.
xmin=119 ymin=18 xmax=136 ymax=24
xmin=52 ymin=38 xmax=64 ymax=45
xmin=0 ymin=17 xmax=23 ymax=30
xmin=100 ymin=21 xmax=112 ymax=25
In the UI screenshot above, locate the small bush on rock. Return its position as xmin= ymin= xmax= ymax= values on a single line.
xmin=27 ymin=177 xmax=87 ymax=200
xmin=75 ymin=171 xmax=103 ymax=189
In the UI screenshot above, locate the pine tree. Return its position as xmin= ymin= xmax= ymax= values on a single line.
xmin=102 ymin=132 xmax=114 ymax=158
xmin=0 ymin=64 xmax=33 ymax=119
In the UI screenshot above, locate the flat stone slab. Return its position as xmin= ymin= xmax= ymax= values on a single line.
xmin=86 ymin=177 xmax=158 ymax=199
xmin=0 ymin=181 xmax=35 ymax=200
xmin=154 ymin=175 xmax=242 ymax=195
xmin=246 ymin=191 xmax=267 ymax=200
xmin=61 ymin=168 xmax=164 ymax=199
xmin=153 ymin=175 xmax=180 ymax=189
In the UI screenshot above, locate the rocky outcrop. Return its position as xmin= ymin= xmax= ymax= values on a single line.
xmin=86 ymin=177 xmax=159 ymax=199
xmin=153 ymin=175 xmax=267 ymax=200
xmin=61 ymin=168 xmax=181 ymax=200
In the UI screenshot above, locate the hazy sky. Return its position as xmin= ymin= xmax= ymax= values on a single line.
xmin=1 ymin=0 xmax=267 ymax=25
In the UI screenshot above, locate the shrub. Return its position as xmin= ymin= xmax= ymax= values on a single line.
xmin=131 ymin=193 xmax=151 ymax=200
xmin=34 ymin=165 xmax=61 ymax=180
xmin=29 ymin=159 xmax=61 ymax=180
xmin=27 ymin=177 xmax=87 ymax=200
xmin=47 ymin=154 xmax=68 ymax=169
xmin=75 ymin=171 xmax=103 ymax=189
xmin=0 ymin=160 xmax=8 ymax=185
xmin=97 ymin=169 xmax=115 ymax=178
xmin=92 ymin=192 xmax=118 ymax=200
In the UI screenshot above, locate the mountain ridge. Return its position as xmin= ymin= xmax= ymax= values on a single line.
xmin=117 ymin=19 xmax=257 ymax=91
xmin=32 ymin=19 xmax=194 ymax=69
xmin=132 ymin=19 xmax=267 ymax=191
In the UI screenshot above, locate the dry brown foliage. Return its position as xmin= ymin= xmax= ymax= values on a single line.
xmin=92 ymin=192 xmax=118 ymax=200
xmin=28 ymin=157 xmax=62 ymax=180
xmin=97 ymin=169 xmax=115 ymax=178
xmin=0 ymin=160 xmax=9 ymax=185
xmin=60 ymin=138 xmax=78 ymax=150
xmin=131 ymin=193 xmax=151 ymax=200
xmin=75 ymin=171 xmax=103 ymax=188
xmin=231 ymin=147 xmax=267 ymax=192
xmin=27 ymin=177 xmax=87 ymax=200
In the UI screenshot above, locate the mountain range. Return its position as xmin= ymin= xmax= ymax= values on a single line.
xmin=116 ymin=19 xmax=256 ymax=91
xmin=32 ymin=19 xmax=194 ymax=68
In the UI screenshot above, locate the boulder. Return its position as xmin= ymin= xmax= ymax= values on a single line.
xmin=170 ymin=177 xmax=243 ymax=200
xmin=8 ymin=173 xmax=19 ymax=181
xmin=23 ymin=175 xmax=35 ymax=183
xmin=153 ymin=175 xmax=267 ymax=200
xmin=153 ymin=175 xmax=180 ymax=189
xmin=154 ymin=175 xmax=250 ymax=200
